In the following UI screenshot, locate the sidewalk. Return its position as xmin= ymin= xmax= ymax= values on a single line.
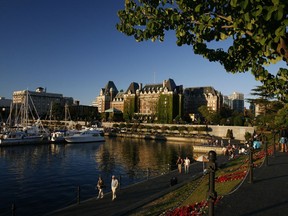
xmin=47 ymin=152 xmax=288 ymax=216
xmin=215 ymin=151 xmax=288 ymax=216
xmin=47 ymin=156 xmax=228 ymax=216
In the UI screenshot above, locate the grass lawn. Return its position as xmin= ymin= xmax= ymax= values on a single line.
xmin=129 ymin=148 xmax=268 ymax=216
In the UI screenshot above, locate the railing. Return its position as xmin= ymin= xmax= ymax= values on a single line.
xmin=3 ymin=164 xmax=174 ymax=216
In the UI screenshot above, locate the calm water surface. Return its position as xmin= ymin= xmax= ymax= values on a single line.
xmin=0 ymin=137 xmax=195 ymax=216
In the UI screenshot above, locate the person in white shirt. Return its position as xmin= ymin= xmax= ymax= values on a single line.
xmin=111 ymin=175 xmax=119 ymax=201
xmin=184 ymin=156 xmax=190 ymax=174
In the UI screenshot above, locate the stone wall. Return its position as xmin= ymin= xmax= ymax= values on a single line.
xmin=102 ymin=122 xmax=255 ymax=142
xmin=208 ymin=125 xmax=255 ymax=141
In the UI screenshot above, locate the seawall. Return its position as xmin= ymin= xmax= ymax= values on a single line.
xmin=102 ymin=122 xmax=255 ymax=141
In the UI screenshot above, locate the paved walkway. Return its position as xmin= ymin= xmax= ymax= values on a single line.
xmin=47 ymin=156 xmax=228 ymax=216
xmin=48 ymin=152 xmax=288 ymax=216
xmin=215 ymin=151 xmax=288 ymax=216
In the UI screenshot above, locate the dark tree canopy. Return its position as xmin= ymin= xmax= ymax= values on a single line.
xmin=117 ymin=0 xmax=288 ymax=102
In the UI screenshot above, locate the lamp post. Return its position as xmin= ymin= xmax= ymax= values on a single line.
xmin=207 ymin=150 xmax=217 ymax=216
xmin=248 ymin=146 xmax=254 ymax=184
xmin=264 ymin=135 xmax=268 ymax=166
xmin=273 ymin=130 xmax=278 ymax=157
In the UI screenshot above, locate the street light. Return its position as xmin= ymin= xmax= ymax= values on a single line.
xmin=272 ymin=129 xmax=278 ymax=157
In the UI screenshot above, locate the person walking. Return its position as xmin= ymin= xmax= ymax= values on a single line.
xmin=96 ymin=176 xmax=105 ymax=199
xmin=184 ymin=156 xmax=190 ymax=174
xmin=280 ymin=129 xmax=288 ymax=152
xmin=176 ymin=156 xmax=183 ymax=173
xmin=111 ymin=175 xmax=119 ymax=201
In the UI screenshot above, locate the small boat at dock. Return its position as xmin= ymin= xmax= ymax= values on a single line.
xmin=65 ymin=128 xmax=104 ymax=143
xmin=50 ymin=129 xmax=79 ymax=143
xmin=0 ymin=130 xmax=44 ymax=145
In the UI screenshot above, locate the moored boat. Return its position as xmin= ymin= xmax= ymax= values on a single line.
xmin=50 ymin=129 xmax=79 ymax=143
xmin=0 ymin=91 xmax=49 ymax=146
xmin=65 ymin=128 xmax=105 ymax=143
xmin=0 ymin=130 xmax=44 ymax=145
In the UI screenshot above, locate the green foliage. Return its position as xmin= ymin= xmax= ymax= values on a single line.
xmin=170 ymin=125 xmax=178 ymax=131
xmin=126 ymin=123 xmax=133 ymax=128
xmin=178 ymin=126 xmax=187 ymax=132
xmin=233 ymin=115 xmax=244 ymax=126
xmin=112 ymin=123 xmax=119 ymax=127
xmin=161 ymin=125 xmax=169 ymax=131
xmin=153 ymin=125 xmax=161 ymax=130
xmin=117 ymin=0 xmax=288 ymax=102
xmin=119 ymin=123 xmax=126 ymax=128
xmin=226 ymin=129 xmax=234 ymax=139
xmin=157 ymin=95 xmax=173 ymax=123
xmin=198 ymin=126 xmax=209 ymax=131
xmin=244 ymin=131 xmax=252 ymax=141
xmin=123 ymin=97 xmax=136 ymax=121
xmin=145 ymin=125 xmax=152 ymax=129
xmin=274 ymin=104 xmax=288 ymax=128
xmin=198 ymin=105 xmax=220 ymax=124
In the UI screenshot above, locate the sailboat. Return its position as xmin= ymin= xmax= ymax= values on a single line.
xmin=0 ymin=91 xmax=49 ymax=146
xmin=50 ymin=103 xmax=78 ymax=143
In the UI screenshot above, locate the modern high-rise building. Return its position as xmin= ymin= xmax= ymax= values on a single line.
xmin=228 ymin=92 xmax=244 ymax=113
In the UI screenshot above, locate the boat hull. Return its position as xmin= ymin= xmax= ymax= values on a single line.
xmin=65 ymin=136 xmax=105 ymax=143
xmin=50 ymin=137 xmax=67 ymax=144
xmin=0 ymin=136 xmax=44 ymax=146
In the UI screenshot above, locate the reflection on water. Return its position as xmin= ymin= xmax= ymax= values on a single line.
xmin=0 ymin=137 xmax=194 ymax=216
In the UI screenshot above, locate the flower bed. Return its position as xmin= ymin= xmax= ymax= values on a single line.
xmin=216 ymin=170 xmax=247 ymax=183
xmin=165 ymin=196 xmax=223 ymax=216
xmin=164 ymin=147 xmax=274 ymax=215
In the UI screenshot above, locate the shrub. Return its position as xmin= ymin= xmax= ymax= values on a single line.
xmin=170 ymin=126 xmax=178 ymax=131
xmin=119 ymin=123 xmax=126 ymax=128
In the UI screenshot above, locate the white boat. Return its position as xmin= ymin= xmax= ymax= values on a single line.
xmin=50 ymin=131 xmax=66 ymax=143
xmin=0 ymin=130 xmax=43 ymax=145
xmin=65 ymin=129 xmax=105 ymax=143
xmin=50 ymin=129 xmax=79 ymax=143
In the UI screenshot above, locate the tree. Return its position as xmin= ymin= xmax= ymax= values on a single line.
xmin=247 ymin=85 xmax=284 ymax=129
xmin=274 ymin=104 xmax=288 ymax=128
xmin=117 ymin=0 xmax=288 ymax=102
xmin=198 ymin=105 xmax=220 ymax=124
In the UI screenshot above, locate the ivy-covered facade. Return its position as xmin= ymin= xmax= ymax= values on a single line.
xmin=122 ymin=79 xmax=183 ymax=123
xmin=97 ymin=79 xmax=223 ymax=123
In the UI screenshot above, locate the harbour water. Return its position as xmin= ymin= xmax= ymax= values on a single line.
xmin=0 ymin=137 xmax=195 ymax=216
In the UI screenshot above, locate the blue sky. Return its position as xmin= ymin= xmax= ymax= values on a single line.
xmin=0 ymin=0 xmax=283 ymax=107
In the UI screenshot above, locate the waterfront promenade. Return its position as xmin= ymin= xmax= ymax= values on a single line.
xmin=48 ymin=152 xmax=288 ymax=216
xmin=47 ymin=156 xmax=228 ymax=216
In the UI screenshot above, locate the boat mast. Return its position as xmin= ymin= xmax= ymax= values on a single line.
xmin=64 ymin=103 xmax=73 ymax=129
xmin=24 ymin=90 xmax=29 ymax=126
xmin=49 ymin=102 xmax=53 ymax=128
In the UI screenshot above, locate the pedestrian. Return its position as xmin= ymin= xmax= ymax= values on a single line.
xmin=184 ymin=156 xmax=190 ymax=174
xmin=280 ymin=136 xmax=287 ymax=152
xmin=111 ymin=175 xmax=119 ymax=201
xmin=96 ymin=176 xmax=105 ymax=199
xmin=280 ymin=129 xmax=288 ymax=152
xmin=176 ymin=156 xmax=183 ymax=173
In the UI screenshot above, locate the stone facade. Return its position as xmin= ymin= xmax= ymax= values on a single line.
xmin=94 ymin=80 xmax=226 ymax=123
xmin=93 ymin=81 xmax=118 ymax=113
xmin=183 ymin=86 xmax=223 ymax=120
